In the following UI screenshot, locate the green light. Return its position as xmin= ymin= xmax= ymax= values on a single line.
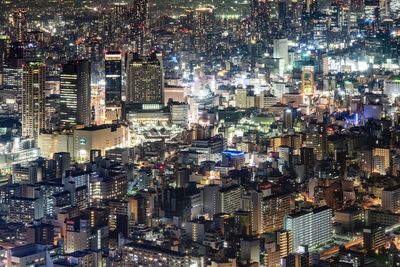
xmin=29 ymin=62 xmax=42 ymax=67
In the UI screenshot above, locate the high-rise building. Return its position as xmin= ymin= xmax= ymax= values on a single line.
xmin=284 ymin=206 xmax=332 ymax=252
xmin=105 ymin=51 xmax=122 ymax=107
xmin=216 ymin=184 xmax=242 ymax=214
xmin=126 ymin=52 xmax=163 ymax=105
xmin=194 ymin=7 xmax=215 ymax=53
xmin=130 ymin=0 xmax=148 ymax=55
xmin=250 ymin=0 xmax=271 ymax=36
xmin=132 ymin=0 xmax=148 ymax=27
xmin=22 ymin=61 xmax=46 ymax=140
xmin=13 ymin=9 xmax=27 ymax=42
xmin=105 ymin=51 xmax=123 ymax=122
xmin=302 ymin=66 xmax=314 ymax=96
xmin=284 ymin=108 xmax=294 ymax=130
xmin=0 ymin=36 xmax=8 ymax=86
xmin=60 ymin=60 xmax=91 ymax=127
xmin=262 ymin=193 xmax=292 ymax=233
xmin=273 ymin=38 xmax=289 ymax=75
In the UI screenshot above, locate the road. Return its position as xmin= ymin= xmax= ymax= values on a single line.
xmin=319 ymin=237 xmax=363 ymax=260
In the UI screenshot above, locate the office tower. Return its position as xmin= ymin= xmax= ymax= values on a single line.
xmin=262 ymin=193 xmax=292 ymax=233
xmin=60 ymin=60 xmax=91 ymax=127
xmin=273 ymin=38 xmax=289 ymax=75
xmin=131 ymin=0 xmax=148 ymax=55
xmin=284 ymin=206 xmax=332 ymax=252
xmin=105 ymin=51 xmax=122 ymax=107
xmin=194 ymin=7 xmax=215 ymax=53
xmin=13 ymin=9 xmax=27 ymax=42
xmin=105 ymin=51 xmax=122 ymax=122
xmin=22 ymin=61 xmax=46 ymax=140
xmin=3 ymin=42 xmax=24 ymax=93
xmin=126 ymin=52 xmax=163 ymax=105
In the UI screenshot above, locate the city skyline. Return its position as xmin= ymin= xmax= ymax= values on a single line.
xmin=0 ymin=0 xmax=399 ymax=267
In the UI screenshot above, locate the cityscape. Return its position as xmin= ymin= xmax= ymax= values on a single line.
xmin=0 ymin=0 xmax=399 ymax=266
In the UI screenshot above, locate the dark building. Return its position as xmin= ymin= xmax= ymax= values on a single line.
xmin=105 ymin=51 xmax=122 ymax=107
xmin=26 ymin=221 xmax=54 ymax=245
xmin=60 ymin=60 xmax=91 ymax=127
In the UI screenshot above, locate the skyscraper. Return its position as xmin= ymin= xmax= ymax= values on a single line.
xmin=22 ymin=61 xmax=46 ymax=140
xmin=273 ymin=38 xmax=289 ymax=75
xmin=105 ymin=51 xmax=123 ymax=122
xmin=13 ymin=9 xmax=27 ymax=42
xmin=262 ymin=193 xmax=292 ymax=233
xmin=194 ymin=7 xmax=215 ymax=53
xmin=250 ymin=0 xmax=271 ymax=37
xmin=130 ymin=0 xmax=148 ymax=55
xmin=0 ymin=36 xmax=9 ymax=88
xmin=60 ymin=60 xmax=91 ymax=127
xmin=105 ymin=51 xmax=122 ymax=107
xmin=126 ymin=52 xmax=163 ymax=105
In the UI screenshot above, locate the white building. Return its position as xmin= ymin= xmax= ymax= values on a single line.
xmin=273 ymin=38 xmax=288 ymax=76
xmin=284 ymin=206 xmax=332 ymax=251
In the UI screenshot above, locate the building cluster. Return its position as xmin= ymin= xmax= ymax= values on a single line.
xmin=0 ymin=0 xmax=399 ymax=266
